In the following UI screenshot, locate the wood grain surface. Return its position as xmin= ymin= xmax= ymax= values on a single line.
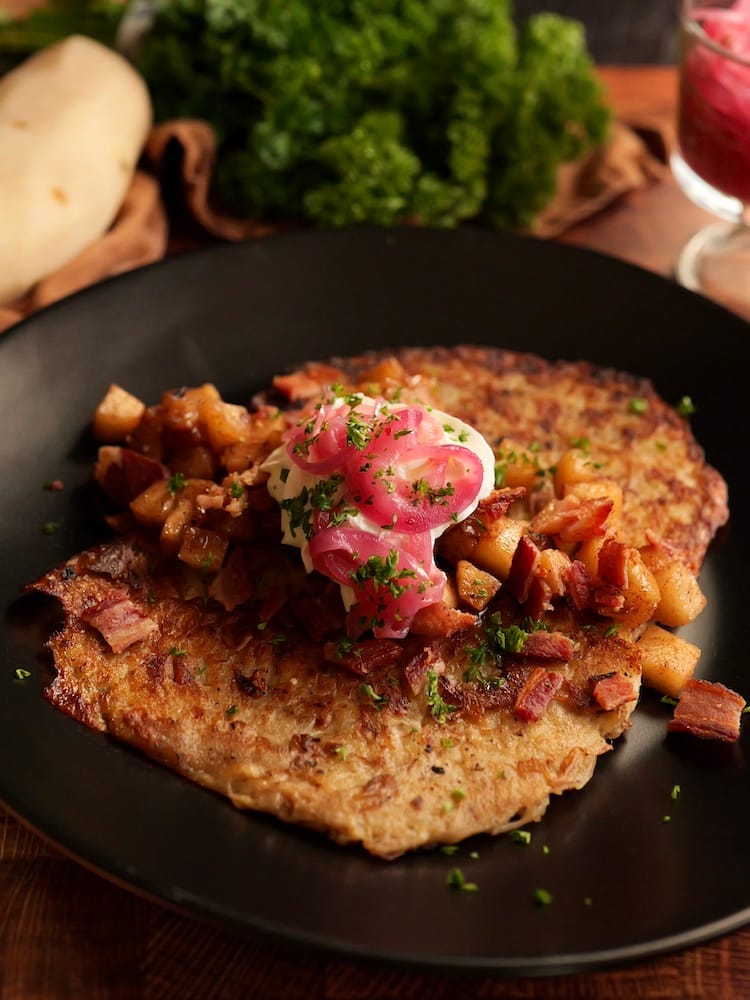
xmin=0 ymin=26 xmax=747 ymax=998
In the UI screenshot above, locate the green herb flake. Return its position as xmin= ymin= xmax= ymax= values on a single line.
xmin=534 ymin=888 xmax=553 ymax=907
xmin=661 ymin=695 xmax=679 ymax=707
xmin=426 ymin=670 xmax=458 ymax=723
xmin=663 ymin=815 xmax=671 ymax=824
xmin=604 ymin=624 xmax=618 ymax=638
xmin=542 ymin=844 xmax=550 ymax=855
xmin=440 ymin=844 xmax=459 ymax=856
xmin=628 ymin=396 xmax=649 ymax=415
xmin=451 ymin=788 xmax=466 ymax=803
xmin=359 ymin=682 xmax=388 ymax=710
xmin=167 ymin=472 xmax=187 ymax=496
xmin=168 ymin=646 xmax=187 ymax=657
xmin=14 ymin=667 xmax=31 ymax=681
xmin=334 ymin=745 xmax=348 ymax=761
xmin=676 ymin=395 xmax=696 ymax=417
xmin=229 ymin=479 xmax=245 ymax=499
xmin=41 ymin=521 xmax=60 ymax=536
xmin=670 ymin=784 xmax=681 ymax=801
xmin=226 ymin=704 xmax=239 ymax=717
xmin=509 ymin=829 xmax=532 ymax=846
xmin=446 ymin=867 xmax=478 ymax=893
xmin=441 ymin=738 xmax=455 ymax=749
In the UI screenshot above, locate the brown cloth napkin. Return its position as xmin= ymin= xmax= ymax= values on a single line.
xmin=0 ymin=117 xmax=668 ymax=335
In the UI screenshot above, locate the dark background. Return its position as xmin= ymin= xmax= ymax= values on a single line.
xmin=514 ymin=1 xmax=679 ymax=64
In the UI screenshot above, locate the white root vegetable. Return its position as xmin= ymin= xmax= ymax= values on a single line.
xmin=0 ymin=35 xmax=152 ymax=305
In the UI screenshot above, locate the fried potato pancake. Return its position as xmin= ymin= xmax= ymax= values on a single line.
xmin=36 ymin=538 xmax=639 ymax=858
xmin=32 ymin=346 xmax=728 ymax=857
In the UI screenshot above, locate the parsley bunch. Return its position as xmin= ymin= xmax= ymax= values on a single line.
xmin=1 ymin=0 xmax=609 ymax=229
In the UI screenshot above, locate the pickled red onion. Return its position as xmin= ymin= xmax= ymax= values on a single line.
xmin=269 ymin=389 xmax=493 ymax=638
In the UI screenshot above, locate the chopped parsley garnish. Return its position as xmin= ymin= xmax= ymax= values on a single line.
xmin=446 ymin=867 xmax=478 ymax=892
xmin=14 ymin=667 xmax=31 ymax=681
xmin=168 ymin=647 xmax=187 ymax=657
xmin=661 ymin=695 xmax=679 ymax=707
xmin=509 ymin=829 xmax=532 ymax=846
xmin=334 ymin=745 xmax=348 ymax=760
xmin=451 ymin=788 xmax=466 ymax=803
xmin=226 ymin=704 xmax=239 ymax=717
xmin=229 ymin=479 xmax=245 ymax=499
xmin=440 ymin=844 xmax=459 ymax=856
xmin=167 ymin=472 xmax=187 ymax=495
xmin=534 ymin=888 xmax=553 ymax=907
xmin=604 ymin=624 xmax=619 ymax=638
xmin=628 ymin=396 xmax=649 ymax=415
xmin=569 ymin=435 xmax=591 ymax=451
xmin=351 ymin=549 xmax=417 ymax=599
xmin=670 ymin=784 xmax=681 ymax=801
xmin=359 ymin=683 xmax=388 ymax=710
xmin=426 ymin=670 xmax=458 ymax=723
xmin=410 ymin=477 xmax=455 ymax=507
xmin=41 ymin=521 xmax=60 ymax=535
xmin=676 ymin=395 xmax=696 ymax=417
xmin=334 ymin=636 xmax=357 ymax=659
xmin=346 ymin=408 xmax=373 ymax=450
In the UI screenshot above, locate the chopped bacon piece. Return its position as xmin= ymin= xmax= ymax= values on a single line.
xmin=95 ymin=446 xmax=168 ymax=506
xmin=598 ymin=538 xmax=629 ymax=589
xmin=516 ymin=631 xmax=574 ymax=662
xmin=564 ymin=559 xmax=593 ymax=611
xmin=80 ymin=590 xmax=157 ymax=653
xmin=667 ymin=679 xmax=746 ymax=743
xmin=323 ymin=638 xmax=402 ymax=677
xmin=507 ymin=534 xmax=541 ymax=604
xmin=514 ymin=667 xmax=563 ymax=722
xmin=272 ymin=365 xmax=344 ymax=403
xmin=474 ymin=487 xmax=528 ymax=523
xmin=530 ymin=494 xmax=613 ymax=543
xmin=524 ymin=576 xmax=554 ymax=621
xmin=592 ymin=672 xmax=639 ymax=711
xmin=591 ymin=584 xmax=626 ymax=614
xmin=403 ymin=643 xmax=444 ymax=695
xmin=410 ymin=603 xmax=476 ymax=638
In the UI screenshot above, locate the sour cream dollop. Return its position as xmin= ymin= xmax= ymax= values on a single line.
xmin=262 ymin=388 xmax=495 ymax=639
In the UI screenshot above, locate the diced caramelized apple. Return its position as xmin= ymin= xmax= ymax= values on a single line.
xmin=455 ymin=560 xmax=501 ymax=611
xmin=576 ymin=533 xmax=606 ymax=579
xmin=201 ymin=399 xmax=253 ymax=452
xmin=178 ymin=526 xmax=229 ymax=571
xmin=536 ymin=548 xmax=571 ymax=598
xmin=129 ymin=479 xmax=176 ymax=527
xmin=564 ymin=479 xmax=623 ymax=527
xmin=494 ymin=439 xmax=541 ymax=492
xmin=471 ymin=517 xmax=526 ymax=580
xmin=553 ymin=448 xmax=600 ymax=497
xmin=93 ymin=384 xmax=145 ymax=442
xmin=160 ymin=496 xmax=196 ymax=554
xmin=637 ymin=623 xmax=701 ymax=697
xmin=171 ymin=445 xmax=218 ymax=480
xmin=640 ymin=540 xmax=707 ymax=627
xmin=600 ymin=548 xmax=660 ymax=627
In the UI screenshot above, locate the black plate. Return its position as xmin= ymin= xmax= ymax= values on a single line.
xmin=1 ymin=228 xmax=748 ymax=976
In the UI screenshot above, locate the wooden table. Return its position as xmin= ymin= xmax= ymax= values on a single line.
xmin=2 ymin=58 xmax=748 ymax=999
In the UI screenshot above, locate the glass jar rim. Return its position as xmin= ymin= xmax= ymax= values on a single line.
xmin=681 ymin=2 xmax=750 ymax=67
